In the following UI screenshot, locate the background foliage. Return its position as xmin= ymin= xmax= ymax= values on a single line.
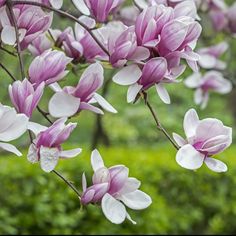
xmin=0 ymin=0 xmax=236 ymax=235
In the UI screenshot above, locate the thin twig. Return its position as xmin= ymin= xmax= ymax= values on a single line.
xmin=0 ymin=61 xmax=16 ymax=81
xmin=11 ymin=0 xmax=110 ymax=57
xmin=52 ymin=170 xmax=81 ymax=200
xmin=145 ymin=98 xmax=179 ymax=150
xmin=37 ymin=106 xmax=53 ymax=124
xmin=0 ymin=45 xmax=17 ymax=57
xmin=6 ymin=0 xmax=25 ymax=79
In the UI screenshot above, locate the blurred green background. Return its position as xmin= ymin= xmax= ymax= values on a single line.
xmin=0 ymin=0 xmax=236 ymax=235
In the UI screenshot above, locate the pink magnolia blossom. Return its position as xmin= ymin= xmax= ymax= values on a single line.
xmin=9 ymin=79 xmax=45 ymax=118
xmin=72 ymin=0 xmax=123 ymax=23
xmin=116 ymin=5 xmax=140 ymax=26
xmin=73 ymin=16 xmax=108 ymax=62
xmin=113 ymin=58 xmax=178 ymax=104
xmin=49 ymin=63 xmax=117 ymax=118
xmin=0 ymin=5 xmax=52 ymax=49
xmin=185 ymin=71 xmax=232 ymax=109
xmin=173 ymin=109 xmax=232 ymax=172
xmin=27 ymin=118 xmax=82 ymax=172
xmin=0 ymin=104 xmax=28 ymax=156
xmin=197 ymin=42 xmax=228 ymax=70
xmin=29 ymin=49 xmax=72 ymax=88
xmin=135 ymin=5 xmax=202 ymax=72
xmin=55 ymin=27 xmax=84 ymax=62
xmin=28 ymin=32 xmax=53 ymax=57
xmin=81 ymin=149 xmax=152 ymax=224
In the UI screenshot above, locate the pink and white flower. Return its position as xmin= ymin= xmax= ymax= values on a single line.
xmin=72 ymin=0 xmax=123 ymax=23
xmin=0 ymin=104 xmax=28 ymax=156
xmin=49 ymin=63 xmax=117 ymax=118
xmin=41 ymin=0 xmax=63 ymax=9
xmin=185 ymin=71 xmax=232 ymax=109
xmin=173 ymin=108 xmax=232 ymax=172
xmin=29 ymin=49 xmax=72 ymax=88
xmin=81 ymin=149 xmax=152 ymax=224
xmin=0 ymin=5 xmax=53 ymax=49
xmin=27 ymin=118 xmax=82 ymax=172
xmin=9 ymin=79 xmax=45 ymax=118
xmin=197 ymin=42 xmax=228 ymax=70
xmin=28 ymin=32 xmax=53 ymax=57
xmin=113 ymin=58 xmax=175 ymax=104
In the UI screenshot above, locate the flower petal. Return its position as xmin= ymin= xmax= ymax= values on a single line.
xmin=1 ymin=26 xmax=16 ymax=45
xmin=155 ymin=84 xmax=170 ymax=104
xmin=60 ymin=148 xmax=82 ymax=158
xmin=28 ymin=121 xmax=48 ymax=136
xmin=93 ymin=93 xmax=117 ymax=113
xmin=91 ymin=149 xmax=105 ymax=172
xmin=176 ymin=144 xmax=205 ymax=170
xmin=172 ymin=133 xmax=187 ymax=147
xmin=0 ymin=142 xmax=22 ymax=156
xmin=113 ymin=65 xmax=142 ymax=86
xmin=127 ymin=83 xmax=143 ymax=103
xmin=49 ymin=92 xmax=80 ymax=118
xmin=183 ymin=108 xmax=199 ymax=139
xmin=40 ymin=146 xmax=60 ymax=173
xmin=27 ymin=143 xmax=38 ymax=163
xmin=72 ymin=0 xmax=90 ymax=15
xmin=204 ymin=157 xmax=228 ymax=173
xmin=120 ymin=190 xmax=152 ymax=210
xmin=102 ymin=193 xmax=126 ymax=224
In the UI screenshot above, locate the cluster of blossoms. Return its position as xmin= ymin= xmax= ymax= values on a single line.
xmin=0 ymin=0 xmax=233 ymax=225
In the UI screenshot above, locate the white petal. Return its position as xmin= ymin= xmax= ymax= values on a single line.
xmin=49 ymin=82 xmax=63 ymax=92
xmin=204 ymin=157 xmax=228 ymax=173
xmin=155 ymin=84 xmax=170 ymax=104
xmin=1 ymin=26 xmax=16 ymax=45
xmin=113 ymin=65 xmax=142 ymax=86
xmin=50 ymin=0 xmax=63 ymax=9
xmin=0 ymin=142 xmax=22 ymax=156
xmin=176 ymin=144 xmax=204 ymax=170
xmin=127 ymin=83 xmax=143 ymax=103
xmin=60 ymin=148 xmax=82 ymax=158
xmin=120 ymin=190 xmax=152 ymax=210
xmin=91 ymin=149 xmax=104 ymax=172
xmin=102 ymin=193 xmax=126 ymax=224
xmin=49 ymin=92 xmax=80 ymax=118
xmin=72 ymin=0 xmax=90 ymax=15
xmin=184 ymin=73 xmax=202 ymax=88
xmin=28 ymin=122 xmax=48 ymax=136
xmin=93 ymin=93 xmax=117 ymax=113
xmin=183 ymin=108 xmax=199 ymax=139
xmin=40 ymin=146 xmax=60 ymax=173
xmin=27 ymin=143 xmax=38 ymax=163
xmin=172 ymin=133 xmax=187 ymax=147
xmin=119 ymin=177 xmax=141 ymax=195
xmin=82 ymin=173 xmax=87 ymax=192
xmin=0 ymin=114 xmax=28 ymax=142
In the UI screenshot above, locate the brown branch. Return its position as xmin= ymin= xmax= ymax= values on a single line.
xmin=144 ymin=96 xmax=179 ymax=150
xmin=37 ymin=105 xmax=53 ymax=124
xmin=0 ymin=61 xmax=16 ymax=81
xmin=11 ymin=0 xmax=110 ymax=57
xmin=6 ymin=0 xmax=25 ymax=79
xmin=52 ymin=170 xmax=81 ymax=200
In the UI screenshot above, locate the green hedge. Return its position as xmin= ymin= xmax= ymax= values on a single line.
xmin=0 ymin=145 xmax=236 ymax=235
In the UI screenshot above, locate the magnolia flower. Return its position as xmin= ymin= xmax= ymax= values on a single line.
xmin=0 ymin=5 xmax=52 ymax=49
xmin=173 ymin=109 xmax=232 ymax=172
xmin=29 ymin=49 xmax=72 ymax=88
xmin=27 ymin=118 xmax=82 ymax=172
xmin=81 ymin=149 xmax=152 ymax=224
xmin=55 ymin=27 xmax=83 ymax=62
xmin=72 ymin=0 xmax=123 ymax=23
xmin=0 ymin=104 xmax=28 ymax=156
xmin=49 ymin=63 xmax=117 ymax=118
xmin=113 ymin=58 xmax=175 ymax=104
xmin=135 ymin=5 xmax=202 ymax=72
xmin=116 ymin=5 xmax=140 ymax=26
xmin=185 ymin=71 xmax=232 ymax=109
xmin=28 ymin=32 xmax=53 ymax=57
xmin=197 ymin=42 xmax=228 ymax=70
xmin=9 ymin=79 xmax=45 ymax=118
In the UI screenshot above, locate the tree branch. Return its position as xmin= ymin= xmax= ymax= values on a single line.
xmin=11 ymin=0 xmax=110 ymax=57
xmin=0 ymin=61 xmax=17 ymax=81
